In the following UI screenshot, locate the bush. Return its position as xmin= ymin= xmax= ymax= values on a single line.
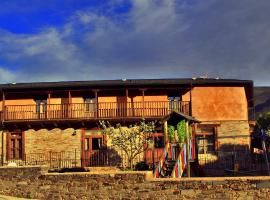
xmin=134 ymin=161 xmax=150 ymax=171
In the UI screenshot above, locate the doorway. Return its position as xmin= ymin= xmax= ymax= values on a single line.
xmin=84 ymin=135 xmax=107 ymax=166
xmin=7 ymin=131 xmax=25 ymax=161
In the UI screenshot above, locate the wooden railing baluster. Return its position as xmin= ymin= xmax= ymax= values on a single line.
xmin=3 ymin=101 xmax=190 ymax=121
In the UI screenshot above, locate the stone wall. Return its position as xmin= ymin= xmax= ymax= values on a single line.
xmin=25 ymin=128 xmax=81 ymax=154
xmin=0 ymin=166 xmax=270 ymax=199
xmin=217 ymin=120 xmax=250 ymax=150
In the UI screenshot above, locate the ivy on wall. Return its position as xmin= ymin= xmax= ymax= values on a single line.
xmin=168 ymin=125 xmax=175 ymax=142
xmin=177 ymin=120 xmax=186 ymax=144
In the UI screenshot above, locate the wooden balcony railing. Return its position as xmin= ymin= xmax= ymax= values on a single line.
xmin=1 ymin=101 xmax=190 ymax=121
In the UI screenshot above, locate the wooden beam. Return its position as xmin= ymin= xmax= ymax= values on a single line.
xmin=2 ymin=91 xmax=5 ymax=121
xmin=1 ymin=130 xmax=4 ymax=165
xmin=48 ymin=92 xmax=51 ymax=104
xmin=94 ymin=90 xmax=99 ymax=118
xmin=68 ymin=91 xmax=72 ymax=104
xmin=164 ymin=121 xmax=168 ymax=143
xmin=139 ymin=89 xmax=146 ymax=117
xmin=186 ymin=121 xmax=190 ymax=177
xmin=81 ymin=128 xmax=85 ymax=168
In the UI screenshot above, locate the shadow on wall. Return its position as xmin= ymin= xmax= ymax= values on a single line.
xmin=84 ymin=148 xmax=124 ymax=167
xmin=197 ymin=144 xmax=268 ymax=177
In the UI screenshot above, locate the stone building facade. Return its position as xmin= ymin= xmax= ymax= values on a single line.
xmin=0 ymin=78 xmax=254 ymax=175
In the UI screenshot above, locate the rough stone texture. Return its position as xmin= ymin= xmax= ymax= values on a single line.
xmin=218 ymin=120 xmax=250 ymax=149
xmin=25 ymin=128 xmax=81 ymax=155
xmin=0 ymin=166 xmax=270 ymax=200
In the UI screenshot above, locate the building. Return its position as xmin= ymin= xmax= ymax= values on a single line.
xmin=0 ymin=78 xmax=254 ymax=174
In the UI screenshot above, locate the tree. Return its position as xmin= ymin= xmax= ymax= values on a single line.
xmin=100 ymin=120 xmax=155 ymax=169
xmin=254 ymin=112 xmax=270 ymax=148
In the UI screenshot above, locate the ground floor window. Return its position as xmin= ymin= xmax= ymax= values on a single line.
xmin=196 ymin=125 xmax=217 ymax=154
xmin=6 ymin=131 xmax=25 ymax=160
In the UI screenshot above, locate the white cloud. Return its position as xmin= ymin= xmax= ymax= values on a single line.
xmin=0 ymin=0 xmax=269 ymax=85
xmin=0 ymin=67 xmax=16 ymax=83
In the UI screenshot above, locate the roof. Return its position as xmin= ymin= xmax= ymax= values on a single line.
xmin=0 ymin=78 xmax=253 ymax=91
xmin=160 ymin=110 xmax=200 ymax=123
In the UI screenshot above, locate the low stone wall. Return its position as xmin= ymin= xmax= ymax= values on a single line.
xmin=0 ymin=166 xmax=270 ymax=199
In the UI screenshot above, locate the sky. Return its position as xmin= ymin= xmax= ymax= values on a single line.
xmin=0 ymin=0 xmax=269 ymax=85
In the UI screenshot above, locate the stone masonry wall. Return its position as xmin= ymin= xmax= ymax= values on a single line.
xmin=25 ymin=128 xmax=81 ymax=154
xmin=217 ymin=120 xmax=250 ymax=150
xmin=24 ymin=128 xmax=82 ymax=167
xmin=0 ymin=166 xmax=270 ymax=200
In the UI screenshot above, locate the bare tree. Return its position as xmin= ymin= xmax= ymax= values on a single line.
xmin=100 ymin=120 xmax=155 ymax=169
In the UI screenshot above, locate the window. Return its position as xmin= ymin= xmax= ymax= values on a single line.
xmin=197 ymin=125 xmax=216 ymax=154
xmin=92 ymin=138 xmax=102 ymax=150
xmin=84 ymin=97 xmax=96 ymax=112
xmin=168 ymin=96 xmax=181 ymax=110
xmin=154 ymin=136 xmax=164 ymax=148
xmin=85 ymin=138 xmax=90 ymax=151
xmin=35 ymin=99 xmax=47 ymax=113
xmin=7 ymin=132 xmax=25 ymax=160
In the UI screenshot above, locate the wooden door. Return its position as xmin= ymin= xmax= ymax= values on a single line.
xmin=144 ymin=133 xmax=165 ymax=166
xmin=84 ymin=135 xmax=107 ymax=166
xmin=7 ymin=132 xmax=25 ymax=161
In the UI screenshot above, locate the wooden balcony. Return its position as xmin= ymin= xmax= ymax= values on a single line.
xmin=1 ymin=101 xmax=190 ymax=122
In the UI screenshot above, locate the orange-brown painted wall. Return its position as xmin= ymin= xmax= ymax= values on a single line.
xmin=191 ymin=87 xmax=248 ymax=121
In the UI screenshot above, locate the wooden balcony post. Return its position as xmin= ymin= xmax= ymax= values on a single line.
xmin=186 ymin=120 xmax=190 ymax=177
xmin=81 ymin=128 xmax=85 ymax=167
xmin=2 ymin=91 xmax=5 ymax=121
xmin=164 ymin=121 xmax=168 ymax=143
xmin=125 ymin=88 xmax=128 ymax=117
xmin=1 ymin=129 xmax=4 ymax=165
xmin=140 ymin=89 xmax=145 ymax=117
xmin=47 ymin=92 xmax=51 ymax=119
xmin=189 ymin=86 xmax=192 ymax=116
xmin=68 ymin=91 xmax=72 ymax=118
xmin=94 ymin=90 xmax=99 ymax=118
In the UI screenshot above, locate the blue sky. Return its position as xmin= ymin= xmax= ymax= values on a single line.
xmin=0 ymin=0 xmax=269 ymax=85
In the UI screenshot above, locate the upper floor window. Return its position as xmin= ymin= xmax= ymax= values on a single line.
xmin=168 ymin=96 xmax=181 ymax=110
xmin=84 ymin=97 xmax=96 ymax=112
xmin=35 ymin=99 xmax=47 ymax=113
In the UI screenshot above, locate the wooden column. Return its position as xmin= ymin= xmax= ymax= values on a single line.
xmin=81 ymin=128 xmax=85 ymax=168
xmin=164 ymin=121 xmax=168 ymax=143
xmin=186 ymin=121 xmax=190 ymax=177
xmin=46 ymin=92 xmax=51 ymax=119
xmin=140 ymin=89 xmax=146 ymax=117
xmin=2 ymin=91 xmax=5 ymax=121
xmin=93 ymin=90 xmax=99 ymax=118
xmin=68 ymin=91 xmax=72 ymax=118
xmin=125 ymin=89 xmax=129 ymax=117
xmin=22 ymin=131 xmax=26 ymax=161
xmin=6 ymin=132 xmax=10 ymax=161
xmin=47 ymin=92 xmax=51 ymax=104
xmin=1 ymin=130 xmax=4 ymax=165
xmin=189 ymin=85 xmax=192 ymax=116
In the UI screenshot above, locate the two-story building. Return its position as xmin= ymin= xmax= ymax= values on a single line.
xmin=0 ymin=78 xmax=253 ymax=172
